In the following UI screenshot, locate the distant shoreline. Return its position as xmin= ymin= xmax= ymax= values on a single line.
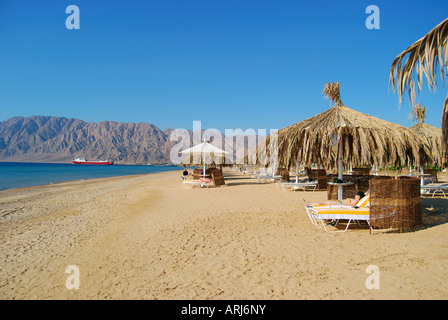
xmin=0 ymin=169 xmax=179 ymax=194
xmin=0 ymin=162 xmax=182 ymax=191
xmin=0 ymin=160 xmax=182 ymax=166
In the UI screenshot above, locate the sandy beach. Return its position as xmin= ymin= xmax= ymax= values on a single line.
xmin=1 ymin=169 xmax=448 ymax=300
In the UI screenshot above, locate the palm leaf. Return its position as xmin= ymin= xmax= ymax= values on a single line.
xmin=390 ymin=18 xmax=448 ymax=102
xmin=389 ymin=17 xmax=448 ymax=162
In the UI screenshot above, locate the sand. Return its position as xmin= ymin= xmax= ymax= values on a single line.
xmin=1 ymin=170 xmax=448 ymax=300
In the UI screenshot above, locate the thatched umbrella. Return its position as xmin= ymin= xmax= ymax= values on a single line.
xmin=389 ymin=17 xmax=448 ymax=163
xmin=248 ymin=82 xmax=431 ymax=198
xmin=409 ymin=103 xmax=443 ymax=166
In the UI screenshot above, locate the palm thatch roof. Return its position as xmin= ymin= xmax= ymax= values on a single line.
xmin=389 ymin=17 xmax=448 ymax=161
xmin=246 ymin=83 xmax=431 ymax=170
xmin=409 ymin=104 xmax=443 ymax=165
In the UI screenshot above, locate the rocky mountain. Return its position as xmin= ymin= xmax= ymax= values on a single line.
xmin=0 ymin=116 xmax=263 ymax=164
xmin=0 ymin=116 xmax=175 ymax=164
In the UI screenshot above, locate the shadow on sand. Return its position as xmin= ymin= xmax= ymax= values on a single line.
xmin=420 ymin=197 xmax=448 ymax=230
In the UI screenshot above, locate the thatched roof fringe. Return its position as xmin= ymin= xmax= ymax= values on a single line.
xmin=244 ymin=104 xmax=432 ymax=170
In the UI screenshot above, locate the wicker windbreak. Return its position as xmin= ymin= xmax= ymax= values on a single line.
xmin=192 ymin=168 xmax=226 ymax=186
xmin=369 ymin=178 xmax=422 ymax=232
xmin=210 ymin=168 xmax=225 ymax=186
xmin=423 ymin=168 xmax=439 ymax=183
xmin=305 ymin=168 xmax=327 ymax=190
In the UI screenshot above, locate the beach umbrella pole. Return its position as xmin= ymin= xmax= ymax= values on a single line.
xmin=338 ymin=138 xmax=343 ymax=200
xmin=203 ymin=148 xmax=206 ymax=178
xmin=420 ymin=166 xmax=424 ymax=186
xmin=296 ymin=159 xmax=299 ymax=183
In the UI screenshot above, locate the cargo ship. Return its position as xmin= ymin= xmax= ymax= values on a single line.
xmin=72 ymin=157 xmax=114 ymax=165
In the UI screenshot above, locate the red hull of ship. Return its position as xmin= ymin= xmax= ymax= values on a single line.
xmin=72 ymin=161 xmax=113 ymax=165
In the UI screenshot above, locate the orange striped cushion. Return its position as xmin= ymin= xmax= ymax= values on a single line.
xmin=356 ymin=194 xmax=370 ymax=207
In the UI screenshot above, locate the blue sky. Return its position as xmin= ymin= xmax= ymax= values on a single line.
xmin=0 ymin=0 xmax=447 ymax=133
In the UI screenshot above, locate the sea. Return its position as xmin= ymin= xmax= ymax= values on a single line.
xmin=0 ymin=162 xmax=182 ymax=191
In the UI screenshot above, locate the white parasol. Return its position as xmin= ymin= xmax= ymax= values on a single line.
xmin=180 ymin=140 xmax=230 ymax=177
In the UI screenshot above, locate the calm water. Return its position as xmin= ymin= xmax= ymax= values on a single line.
xmin=0 ymin=162 xmax=182 ymax=191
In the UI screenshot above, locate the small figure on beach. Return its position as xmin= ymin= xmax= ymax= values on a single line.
xmin=182 ymin=168 xmax=189 ymax=179
xmin=302 ymin=191 xmax=365 ymax=206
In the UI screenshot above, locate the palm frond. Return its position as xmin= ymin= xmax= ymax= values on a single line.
xmin=442 ymin=92 xmax=448 ymax=163
xmin=390 ymin=17 xmax=448 ymax=164
xmin=389 ymin=17 xmax=448 ymax=104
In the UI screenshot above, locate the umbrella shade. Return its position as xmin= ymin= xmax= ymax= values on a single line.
xmin=252 ymin=104 xmax=432 ymax=170
xmin=180 ymin=154 xmax=233 ymax=166
xmin=180 ymin=141 xmax=230 ymax=155
xmin=180 ymin=141 xmax=230 ymax=167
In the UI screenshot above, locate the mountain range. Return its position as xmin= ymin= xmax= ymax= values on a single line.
xmin=0 ymin=116 xmax=261 ymax=164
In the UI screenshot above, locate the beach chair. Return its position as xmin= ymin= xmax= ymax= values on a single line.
xmin=182 ymin=178 xmax=211 ymax=189
xmin=306 ymin=204 xmax=371 ymax=233
xmin=256 ymin=175 xmax=283 ymax=183
xmin=420 ymin=183 xmax=448 ymax=198
xmin=281 ymin=180 xmax=318 ymax=192
xmin=304 ymin=193 xmax=386 ymax=233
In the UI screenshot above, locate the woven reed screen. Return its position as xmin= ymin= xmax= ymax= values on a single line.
xmin=351 ymin=167 xmax=370 ymax=175
xmin=326 ymin=183 xmax=356 ymax=200
xmin=306 ymin=169 xmax=327 ymax=190
xmin=210 ymin=168 xmax=225 ymax=186
xmin=423 ymin=168 xmax=438 ymax=183
xmin=193 ymin=169 xmax=200 ymax=180
xmin=369 ymin=178 xmax=421 ymax=231
xmin=277 ymin=169 xmax=289 ymax=181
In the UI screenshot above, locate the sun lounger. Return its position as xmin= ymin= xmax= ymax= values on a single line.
xmin=281 ymin=180 xmax=318 ymax=192
xmin=420 ymin=183 xmax=448 ymax=197
xmin=182 ymin=179 xmax=211 ymax=188
xmin=256 ymin=175 xmax=283 ymax=183
xmin=306 ymin=205 xmax=371 ymax=233
xmin=304 ymin=193 xmax=395 ymax=233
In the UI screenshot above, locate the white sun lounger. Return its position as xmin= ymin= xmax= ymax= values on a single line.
xmin=306 ymin=205 xmax=371 ymax=233
xmin=420 ymin=183 xmax=448 ymax=197
xmin=256 ymin=175 xmax=283 ymax=183
xmin=281 ymin=180 xmax=318 ymax=192
xmin=303 ymin=193 xmax=396 ymax=233
xmin=182 ymin=179 xmax=211 ymax=188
